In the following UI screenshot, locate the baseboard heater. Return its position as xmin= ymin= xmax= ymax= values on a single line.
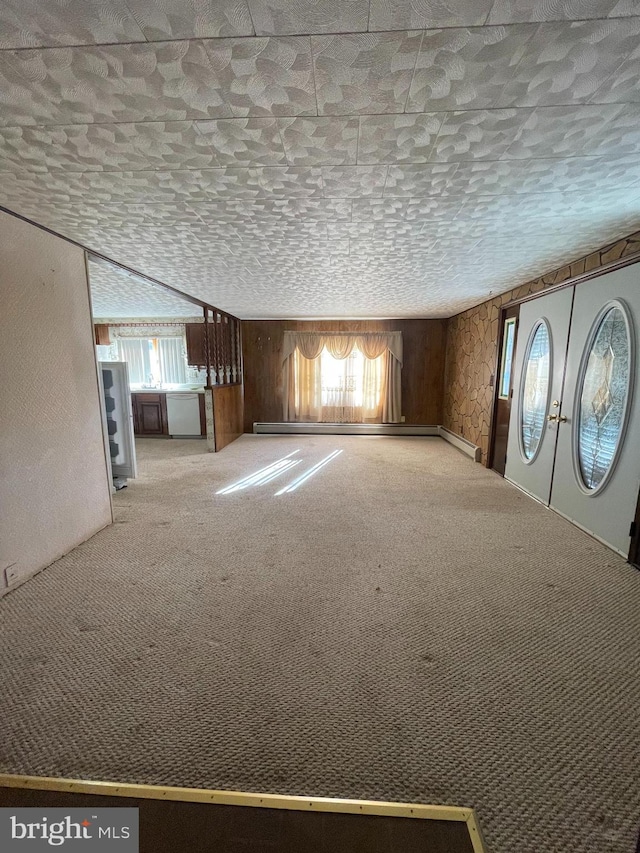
xmin=438 ymin=427 xmax=483 ymax=462
xmin=252 ymin=423 xmax=481 ymax=462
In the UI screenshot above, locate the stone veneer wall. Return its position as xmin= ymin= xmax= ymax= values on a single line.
xmin=442 ymin=228 xmax=640 ymax=465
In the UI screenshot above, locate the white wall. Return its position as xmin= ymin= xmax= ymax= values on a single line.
xmin=0 ymin=212 xmax=112 ymax=594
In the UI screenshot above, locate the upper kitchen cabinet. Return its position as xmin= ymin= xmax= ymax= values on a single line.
xmin=94 ymin=324 xmax=111 ymax=346
xmin=185 ymin=323 xmax=206 ymax=368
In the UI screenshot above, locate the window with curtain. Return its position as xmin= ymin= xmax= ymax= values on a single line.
xmin=316 ymin=346 xmax=385 ymax=423
xmin=118 ymin=338 xmax=152 ymax=386
xmin=157 ymin=337 xmax=188 ymax=385
xmin=283 ymin=332 xmax=402 ymax=424
xmin=117 ymin=337 xmax=187 ymax=386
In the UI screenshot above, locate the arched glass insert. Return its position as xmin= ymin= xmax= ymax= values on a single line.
xmin=520 ymin=321 xmax=551 ymax=461
xmin=577 ymin=305 xmax=631 ymax=491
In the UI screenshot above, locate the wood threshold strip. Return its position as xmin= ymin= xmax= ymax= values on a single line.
xmin=0 ymin=773 xmax=487 ymax=853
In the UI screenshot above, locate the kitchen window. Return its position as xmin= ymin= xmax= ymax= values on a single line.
xmin=117 ymin=337 xmax=188 ymax=387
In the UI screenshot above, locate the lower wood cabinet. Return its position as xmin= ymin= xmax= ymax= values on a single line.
xmin=131 ymin=393 xmax=168 ymax=436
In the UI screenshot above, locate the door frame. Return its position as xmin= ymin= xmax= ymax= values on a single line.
xmin=486 ymin=250 xmax=640 ymax=473
xmin=487 ymin=303 xmax=519 ymax=472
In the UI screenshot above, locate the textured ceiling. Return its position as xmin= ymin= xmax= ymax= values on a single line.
xmin=1 ymin=1 xmax=640 ymax=319
xmin=88 ymin=257 xmax=201 ymax=319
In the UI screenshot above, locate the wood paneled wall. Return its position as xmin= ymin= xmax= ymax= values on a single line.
xmin=443 ymin=227 xmax=640 ymax=465
xmin=241 ymin=319 xmax=446 ymax=432
xmin=213 ymin=384 xmax=244 ymax=451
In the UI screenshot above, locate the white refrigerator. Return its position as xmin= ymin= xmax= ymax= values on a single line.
xmin=99 ymin=361 xmax=137 ymax=483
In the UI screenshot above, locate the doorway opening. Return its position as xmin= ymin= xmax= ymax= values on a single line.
xmin=489 ymin=304 xmax=519 ymax=476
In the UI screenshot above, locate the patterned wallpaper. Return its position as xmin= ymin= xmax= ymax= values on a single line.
xmin=442 ymin=227 xmax=640 ymax=465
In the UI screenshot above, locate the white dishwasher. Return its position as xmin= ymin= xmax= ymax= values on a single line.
xmin=166 ymin=393 xmax=202 ymax=437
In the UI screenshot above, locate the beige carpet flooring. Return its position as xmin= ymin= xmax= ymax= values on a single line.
xmin=1 ymin=435 xmax=639 ymax=853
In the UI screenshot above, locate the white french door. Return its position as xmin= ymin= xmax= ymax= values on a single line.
xmin=505 ymin=264 xmax=640 ymax=556
xmin=504 ymin=287 xmax=573 ymax=505
xmin=550 ymin=266 xmax=639 ymax=555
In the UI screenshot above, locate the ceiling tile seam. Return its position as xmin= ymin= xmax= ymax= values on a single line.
xmin=403 ymin=29 xmax=426 ymax=115
xmin=493 ymin=106 xmax=535 ymax=158
xmin=264 ymin=153 xmax=638 ymax=172
xmin=586 ymin=45 xmax=640 ymax=105
xmin=0 ymin=152 xmax=620 ymax=180
xmin=308 ymin=35 xmax=320 ymax=118
xmin=0 ymin=149 xmax=632 ymax=175
xmin=417 ymin=111 xmax=450 ymax=164
xmin=190 ymin=120 xmax=226 ymax=169
xmin=273 ymin=120 xmax=292 ymax=167
xmin=319 ymin=163 xmax=326 ymax=198
xmin=0 ymin=108 xmax=530 ymax=134
xmin=487 ymin=25 xmax=539 ymax=111
xmin=4 ymin=16 xmax=640 ymax=53
xmin=5 ymin=185 xmax=638 ymax=207
xmin=242 ymin=0 xmax=259 ymax=37
xmin=381 ymin=164 xmax=391 ymax=196
xmin=119 ymin=0 xmax=150 ymax=45
xmin=0 ymin=103 xmax=629 ymax=132
xmin=183 ymin=202 xmax=211 ymax=227
xmin=3 ymin=102 xmax=640 ymax=133
xmin=482 ymin=0 xmax=497 ymax=26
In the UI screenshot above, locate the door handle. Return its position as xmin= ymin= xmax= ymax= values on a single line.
xmin=547 ymin=414 xmax=558 ymax=422
xmin=547 ymin=413 xmax=568 ymax=423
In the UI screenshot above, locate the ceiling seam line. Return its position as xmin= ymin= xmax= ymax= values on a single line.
xmin=483 ymin=1 xmax=497 ymax=26
xmin=585 ymin=47 xmax=639 ymax=106
xmin=403 ymin=29 xmax=425 ymax=114
xmin=1 ymin=16 xmax=639 ymax=51
xmin=2 ymin=100 xmax=636 ymax=133
xmin=243 ymin=0 xmax=258 ymax=37
xmin=119 ymin=0 xmax=148 ymax=44
xmin=273 ymin=119 xmax=290 ymax=167
xmin=488 ymin=24 xmax=538 ymax=111
xmin=308 ymin=35 xmax=320 ymax=118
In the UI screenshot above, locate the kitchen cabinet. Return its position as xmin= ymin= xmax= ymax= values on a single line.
xmin=131 ymin=393 xmax=168 ymax=436
xmin=185 ymin=323 xmax=206 ymax=367
xmin=94 ymin=324 xmax=111 ymax=346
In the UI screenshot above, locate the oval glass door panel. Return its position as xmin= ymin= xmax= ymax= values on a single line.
xmin=577 ymin=305 xmax=632 ymax=491
xmin=520 ymin=321 xmax=551 ymax=461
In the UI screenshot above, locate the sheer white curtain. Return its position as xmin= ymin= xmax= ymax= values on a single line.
xmin=158 ymin=337 xmax=187 ymax=385
xmin=283 ymin=332 xmax=402 ymax=423
xmin=118 ymin=338 xmax=151 ymax=385
xmin=320 ymin=347 xmax=362 ymax=423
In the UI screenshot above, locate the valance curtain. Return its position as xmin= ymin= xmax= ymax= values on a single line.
xmin=282 ymin=331 xmax=402 ymax=423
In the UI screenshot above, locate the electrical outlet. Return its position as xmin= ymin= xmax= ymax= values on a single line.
xmin=401 ymin=415 xmax=406 ymax=422
xmin=2 ymin=562 xmax=18 ymax=588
